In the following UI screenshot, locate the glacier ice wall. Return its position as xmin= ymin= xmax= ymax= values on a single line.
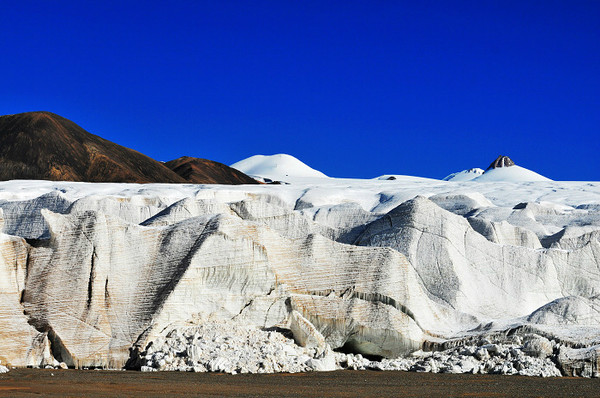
xmin=0 ymin=179 xmax=599 ymax=369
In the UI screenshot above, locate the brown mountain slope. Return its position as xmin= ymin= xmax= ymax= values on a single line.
xmin=165 ymin=156 xmax=259 ymax=184
xmin=0 ymin=111 xmax=187 ymax=183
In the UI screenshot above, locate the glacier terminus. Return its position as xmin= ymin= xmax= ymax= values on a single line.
xmin=0 ymin=170 xmax=599 ymax=377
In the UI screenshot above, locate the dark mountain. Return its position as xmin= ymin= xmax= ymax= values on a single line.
xmin=165 ymin=156 xmax=259 ymax=185
xmin=487 ymin=155 xmax=515 ymax=170
xmin=0 ymin=112 xmax=258 ymax=185
xmin=0 ymin=111 xmax=186 ymax=183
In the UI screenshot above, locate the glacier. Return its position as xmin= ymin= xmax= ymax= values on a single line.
xmin=0 ymin=178 xmax=599 ymax=376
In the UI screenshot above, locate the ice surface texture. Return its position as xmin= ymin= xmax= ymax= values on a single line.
xmin=0 ymin=178 xmax=598 ymax=375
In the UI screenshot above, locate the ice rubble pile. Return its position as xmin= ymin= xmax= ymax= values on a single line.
xmin=0 ymin=179 xmax=599 ymax=377
xmin=138 ymin=318 xmax=336 ymax=374
xmin=138 ymin=320 xmax=600 ymax=377
xmin=336 ymin=333 xmax=565 ymax=377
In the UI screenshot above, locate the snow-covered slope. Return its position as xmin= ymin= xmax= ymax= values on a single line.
xmin=443 ymin=168 xmax=484 ymax=182
xmin=445 ymin=156 xmax=551 ymax=183
xmin=374 ymin=174 xmax=440 ymax=182
xmin=231 ymin=154 xmax=328 ymax=182
xmin=474 ymin=165 xmax=552 ymax=182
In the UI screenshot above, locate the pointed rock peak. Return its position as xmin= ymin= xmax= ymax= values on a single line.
xmin=487 ymin=155 xmax=515 ymax=170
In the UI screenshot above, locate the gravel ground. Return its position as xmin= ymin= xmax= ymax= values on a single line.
xmin=0 ymin=369 xmax=598 ymax=397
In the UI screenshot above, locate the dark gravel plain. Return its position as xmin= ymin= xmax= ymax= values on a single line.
xmin=0 ymin=368 xmax=598 ymax=398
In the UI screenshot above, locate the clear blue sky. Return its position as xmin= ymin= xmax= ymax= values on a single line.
xmin=1 ymin=1 xmax=598 ymax=180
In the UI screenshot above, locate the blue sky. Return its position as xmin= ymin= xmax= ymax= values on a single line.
xmin=1 ymin=1 xmax=598 ymax=180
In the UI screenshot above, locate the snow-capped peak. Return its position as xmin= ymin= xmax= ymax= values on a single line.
xmin=230 ymin=154 xmax=328 ymax=182
xmin=445 ymin=156 xmax=552 ymax=182
xmin=443 ymin=168 xmax=484 ymax=182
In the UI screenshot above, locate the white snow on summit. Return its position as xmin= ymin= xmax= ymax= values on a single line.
xmin=231 ymin=154 xmax=328 ymax=182
xmin=231 ymin=153 xmax=551 ymax=184
xmin=474 ymin=165 xmax=552 ymax=182
xmin=445 ymin=156 xmax=552 ymax=182
xmin=443 ymin=168 xmax=484 ymax=182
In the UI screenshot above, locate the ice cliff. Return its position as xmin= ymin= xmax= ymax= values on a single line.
xmin=0 ymin=179 xmax=598 ymax=376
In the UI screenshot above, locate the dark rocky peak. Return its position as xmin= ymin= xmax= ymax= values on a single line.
xmin=164 ymin=156 xmax=259 ymax=185
xmin=487 ymin=155 xmax=515 ymax=170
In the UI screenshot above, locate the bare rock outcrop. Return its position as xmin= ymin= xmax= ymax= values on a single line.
xmin=487 ymin=155 xmax=516 ymax=169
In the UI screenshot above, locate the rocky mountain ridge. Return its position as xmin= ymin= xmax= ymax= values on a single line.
xmin=165 ymin=156 xmax=259 ymax=185
xmin=0 ymin=112 xmax=256 ymax=185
